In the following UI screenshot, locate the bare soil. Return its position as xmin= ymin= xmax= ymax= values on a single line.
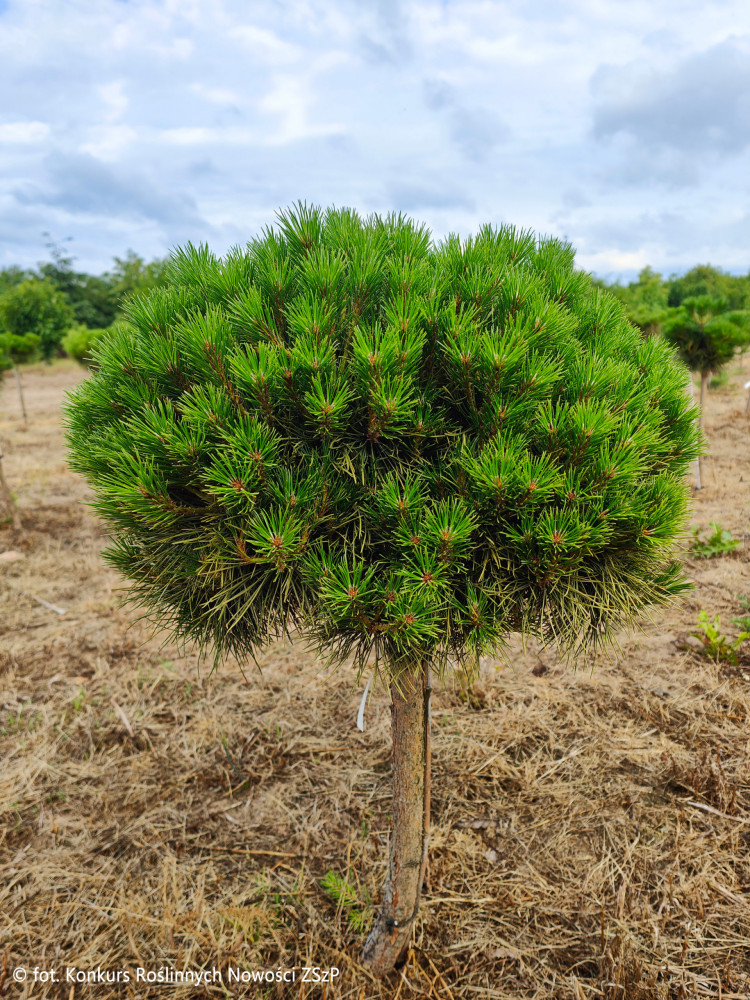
xmin=1 ymin=359 xmax=749 ymax=999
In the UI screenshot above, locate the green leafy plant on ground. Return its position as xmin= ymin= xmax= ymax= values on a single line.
xmin=65 ymin=202 xmax=700 ymax=976
xmin=320 ymin=870 xmax=373 ymax=932
xmin=691 ymin=611 xmax=750 ymax=664
xmin=732 ymin=595 xmax=750 ymax=632
xmin=689 ymin=522 xmax=741 ymax=558
xmin=0 ymin=700 xmax=42 ymax=736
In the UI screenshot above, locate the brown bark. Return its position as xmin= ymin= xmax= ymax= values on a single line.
xmin=361 ymin=661 xmax=431 ymax=977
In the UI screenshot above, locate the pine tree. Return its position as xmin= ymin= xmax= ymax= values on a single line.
xmin=65 ymin=203 xmax=700 ymax=976
xmin=663 ymin=295 xmax=750 ymax=484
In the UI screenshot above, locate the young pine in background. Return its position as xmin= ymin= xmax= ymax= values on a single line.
xmin=662 ymin=295 xmax=750 ymax=484
xmin=65 ymin=203 xmax=700 ymax=977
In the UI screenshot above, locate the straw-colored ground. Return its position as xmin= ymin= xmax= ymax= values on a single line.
xmin=1 ymin=359 xmax=749 ymax=1000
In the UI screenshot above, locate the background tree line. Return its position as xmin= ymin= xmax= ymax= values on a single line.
xmin=0 ymin=242 xmax=168 ymax=369
xmin=594 ymin=264 xmax=750 ymax=488
xmin=2 ymin=247 xmax=750 ymax=373
xmin=594 ymin=263 xmax=750 ymax=336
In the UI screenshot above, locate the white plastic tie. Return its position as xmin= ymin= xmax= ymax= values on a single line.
xmin=356 ymin=675 xmax=372 ymax=732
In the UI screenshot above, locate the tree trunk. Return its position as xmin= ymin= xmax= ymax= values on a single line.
xmin=361 ymin=661 xmax=431 ymax=978
xmin=13 ymin=366 xmax=27 ymax=424
xmin=0 ymin=449 xmax=22 ymax=532
xmin=698 ymin=370 xmax=708 ymax=487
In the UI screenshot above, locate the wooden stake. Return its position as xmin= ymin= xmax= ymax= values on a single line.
xmin=13 ymin=366 xmax=27 ymax=424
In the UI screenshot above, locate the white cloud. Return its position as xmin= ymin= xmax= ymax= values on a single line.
xmin=190 ymin=83 xmax=240 ymax=105
xmin=577 ymin=248 xmax=651 ymax=275
xmin=0 ymin=0 xmax=748 ymax=279
xmin=165 ymin=37 xmax=194 ymax=59
xmin=231 ymin=24 xmax=302 ymax=63
xmin=80 ymin=124 xmax=138 ymax=161
xmin=257 ymin=72 xmax=347 ymax=145
xmin=0 ymin=120 xmax=49 ymax=142
xmin=99 ymin=80 xmax=129 ymax=123
xmin=161 ymin=127 xmax=218 ymax=146
xmin=593 ymin=37 xmax=750 ymax=160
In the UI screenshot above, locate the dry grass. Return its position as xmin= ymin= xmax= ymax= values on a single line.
xmin=1 ymin=360 xmax=749 ymax=999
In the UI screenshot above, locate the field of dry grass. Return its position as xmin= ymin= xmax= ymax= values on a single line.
xmin=1 ymin=359 xmax=749 ymax=999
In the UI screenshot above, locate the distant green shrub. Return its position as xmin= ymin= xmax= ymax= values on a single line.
xmin=0 ymin=279 xmax=74 ymax=360
xmin=0 ymin=331 xmax=40 ymax=368
xmin=62 ymin=324 xmax=111 ymax=367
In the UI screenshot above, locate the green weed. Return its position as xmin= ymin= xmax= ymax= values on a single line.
xmin=690 ymin=523 xmax=741 ymax=559
xmin=0 ymin=700 xmax=41 ymax=735
xmin=320 ymin=870 xmax=373 ymax=933
xmin=731 ymin=594 xmax=750 ymax=632
xmin=691 ymin=611 xmax=750 ymax=664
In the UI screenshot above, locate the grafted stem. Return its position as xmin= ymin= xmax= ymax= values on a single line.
xmin=361 ymin=661 xmax=432 ymax=977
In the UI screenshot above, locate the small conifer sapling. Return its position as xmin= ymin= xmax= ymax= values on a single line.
xmin=65 ymin=204 xmax=700 ymax=977
xmin=662 ymin=296 xmax=750 ymax=485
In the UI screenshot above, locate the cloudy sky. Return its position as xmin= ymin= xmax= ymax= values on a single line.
xmin=1 ymin=0 xmax=749 ymax=281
